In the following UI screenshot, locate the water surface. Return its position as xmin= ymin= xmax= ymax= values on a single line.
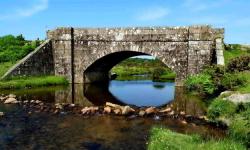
xmin=0 ymin=79 xmax=225 ymax=149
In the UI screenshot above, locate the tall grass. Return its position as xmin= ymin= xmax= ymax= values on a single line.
xmin=0 ymin=76 xmax=68 ymax=89
xmin=0 ymin=61 xmax=16 ymax=77
xmin=148 ymin=127 xmax=245 ymax=150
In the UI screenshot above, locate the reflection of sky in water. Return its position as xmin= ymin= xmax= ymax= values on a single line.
xmin=109 ymin=80 xmax=175 ymax=107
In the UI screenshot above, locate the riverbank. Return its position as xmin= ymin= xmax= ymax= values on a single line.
xmin=0 ymin=76 xmax=68 ymax=89
xmin=148 ymin=45 xmax=250 ymax=149
xmin=148 ymin=127 xmax=245 ymax=150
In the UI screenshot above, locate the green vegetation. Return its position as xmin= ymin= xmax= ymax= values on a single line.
xmin=111 ymin=58 xmax=176 ymax=81
xmin=169 ymin=44 xmax=250 ymax=150
xmin=207 ymin=98 xmax=237 ymax=119
xmin=0 ymin=35 xmax=69 ymax=89
xmin=0 ymin=34 xmax=41 ymax=78
xmin=207 ymin=99 xmax=250 ymax=147
xmin=148 ymin=127 xmax=245 ymax=150
xmin=224 ymin=44 xmax=250 ymax=65
xmin=0 ymin=34 xmax=40 ymax=63
xmin=0 ymin=76 xmax=68 ymax=89
xmin=185 ymin=65 xmax=247 ymax=96
xmin=0 ymin=61 xmax=16 ymax=77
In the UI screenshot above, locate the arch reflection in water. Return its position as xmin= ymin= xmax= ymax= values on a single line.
xmin=0 ymin=81 xmax=206 ymax=116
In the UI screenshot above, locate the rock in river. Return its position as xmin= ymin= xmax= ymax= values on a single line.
xmin=145 ymin=107 xmax=157 ymax=115
xmin=4 ymin=97 xmax=18 ymax=104
xmin=103 ymin=106 xmax=112 ymax=114
xmin=121 ymin=106 xmax=135 ymax=115
xmin=0 ymin=112 xmax=4 ymax=117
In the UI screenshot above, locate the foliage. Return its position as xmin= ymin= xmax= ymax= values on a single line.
xmin=0 ymin=76 xmax=68 ymax=89
xmin=185 ymin=65 xmax=248 ymax=95
xmin=148 ymin=127 xmax=245 ymax=150
xmin=224 ymin=44 xmax=250 ymax=65
xmin=0 ymin=62 xmax=16 ymax=77
xmin=207 ymin=99 xmax=237 ymax=119
xmin=185 ymin=73 xmax=216 ymax=95
xmin=227 ymin=56 xmax=250 ymax=72
xmin=229 ymin=110 xmax=250 ymax=147
xmin=237 ymin=71 xmax=250 ymax=92
xmin=221 ymin=73 xmax=247 ymax=90
xmin=0 ymin=35 xmax=40 ymax=63
xmin=111 ymin=58 xmax=176 ymax=81
xmin=152 ymin=67 xmax=165 ymax=79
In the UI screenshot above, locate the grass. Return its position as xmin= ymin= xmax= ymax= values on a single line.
xmin=0 ymin=76 xmax=68 ymax=89
xmin=236 ymin=71 xmax=250 ymax=92
xmin=207 ymin=98 xmax=237 ymax=119
xmin=224 ymin=44 xmax=250 ymax=65
xmin=0 ymin=61 xmax=16 ymax=77
xmin=148 ymin=127 xmax=245 ymax=150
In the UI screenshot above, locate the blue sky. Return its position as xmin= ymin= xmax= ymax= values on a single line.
xmin=0 ymin=0 xmax=250 ymax=44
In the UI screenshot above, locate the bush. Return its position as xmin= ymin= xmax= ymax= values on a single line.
xmin=0 ymin=35 xmax=39 ymax=63
xmin=229 ymin=105 xmax=250 ymax=147
xmin=152 ymin=67 xmax=165 ymax=79
xmin=221 ymin=73 xmax=247 ymax=90
xmin=207 ymin=99 xmax=237 ymax=119
xmin=227 ymin=56 xmax=250 ymax=72
xmin=185 ymin=73 xmax=216 ymax=95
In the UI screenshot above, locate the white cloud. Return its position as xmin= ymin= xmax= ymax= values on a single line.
xmin=183 ymin=0 xmax=230 ymax=12
xmin=136 ymin=6 xmax=169 ymax=21
xmin=0 ymin=0 xmax=48 ymax=20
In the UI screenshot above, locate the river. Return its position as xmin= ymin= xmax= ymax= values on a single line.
xmin=0 ymin=79 xmax=225 ymax=150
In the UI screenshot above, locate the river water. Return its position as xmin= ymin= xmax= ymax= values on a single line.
xmin=0 ymin=79 xmax=225 ymax=150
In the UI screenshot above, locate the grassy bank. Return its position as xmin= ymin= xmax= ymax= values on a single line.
xmin=0 ymin=61 xmax=16 ymax=77
xmin=149 ymin=45 xmax=250 ymax=150
xmin=0 ymin=76 xmax=68 ymax=89
xmin=148 ymin=127 xmax=245 ymax=150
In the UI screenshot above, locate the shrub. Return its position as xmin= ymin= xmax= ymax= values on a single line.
xmin=227 ymin=56 xmax=250 ymax=72
xmin=207 ymin=98 xmax=237 ymax=119
xmin=185 ymin=73 xmax=216 ymax=95
xmin=229 ymin=106 xmax=250 ymax=147
xmin=152 ymin=67 xmax=165 ymax=79
xmin=221 ymin=73 xmax=247 ymax=90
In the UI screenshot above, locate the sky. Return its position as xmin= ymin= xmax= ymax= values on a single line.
xmin=0 ymin=0 xmax=250 ymax=44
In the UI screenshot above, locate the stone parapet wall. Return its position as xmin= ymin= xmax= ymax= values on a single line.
xmin=1 ymin=39 xmax=54 ymax=79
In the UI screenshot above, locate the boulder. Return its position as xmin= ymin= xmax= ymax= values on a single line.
xmin=103 ymin=106 xmax=112 ymax=114
xmin=168 ymin=111 xmax=175 ymax=115
xmin=220 ymin=91 xmax=233 ymax=97
xmin=121 ymin=106 xmax=135 ymax=115
xmin=81 ymin=106 xmax=99 ymax=115
xmin=8 ymin=94 xmax=16 ymax=98
xmin=180 ymin=111 xmax=185 ymax=115
xmin=159 ymin=107 xmax=171 ymax=113
xmin=35 ymin=100 xmax=41 ymax=104
xmin=0 ymin=112 xmax=4 ymax=117
xmin=106 ymin=102 xmax=123 ymax=110
xmin=55 ymin=103 xmax=63 ymax=109
xmin=138 ymin=110 xmax=146 ymax=117
xmin=181 ymin=120 xmax=187 ymax=124
xmin=0 ymin=96 xmax=8 ymax=102
xmin=145 ymin=107 xmax=157 ymax=115
xmin=114 ymin=109 xmax=121 ymax=115
xmin=224 ymin=93 xmax=250 ymax=103
xmin=4 ymin=97 xmax=18 ymax=104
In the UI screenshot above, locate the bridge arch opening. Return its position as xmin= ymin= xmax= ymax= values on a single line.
xmin=83 ymin=51 xmax=176 ymax=84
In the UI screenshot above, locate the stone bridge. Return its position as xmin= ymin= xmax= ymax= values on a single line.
xmin=2 ymin=26 xmax=225 ymax=86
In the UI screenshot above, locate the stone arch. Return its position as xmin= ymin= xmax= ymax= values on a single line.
xmin=82 ymin=48 xmax=181 ymax=84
